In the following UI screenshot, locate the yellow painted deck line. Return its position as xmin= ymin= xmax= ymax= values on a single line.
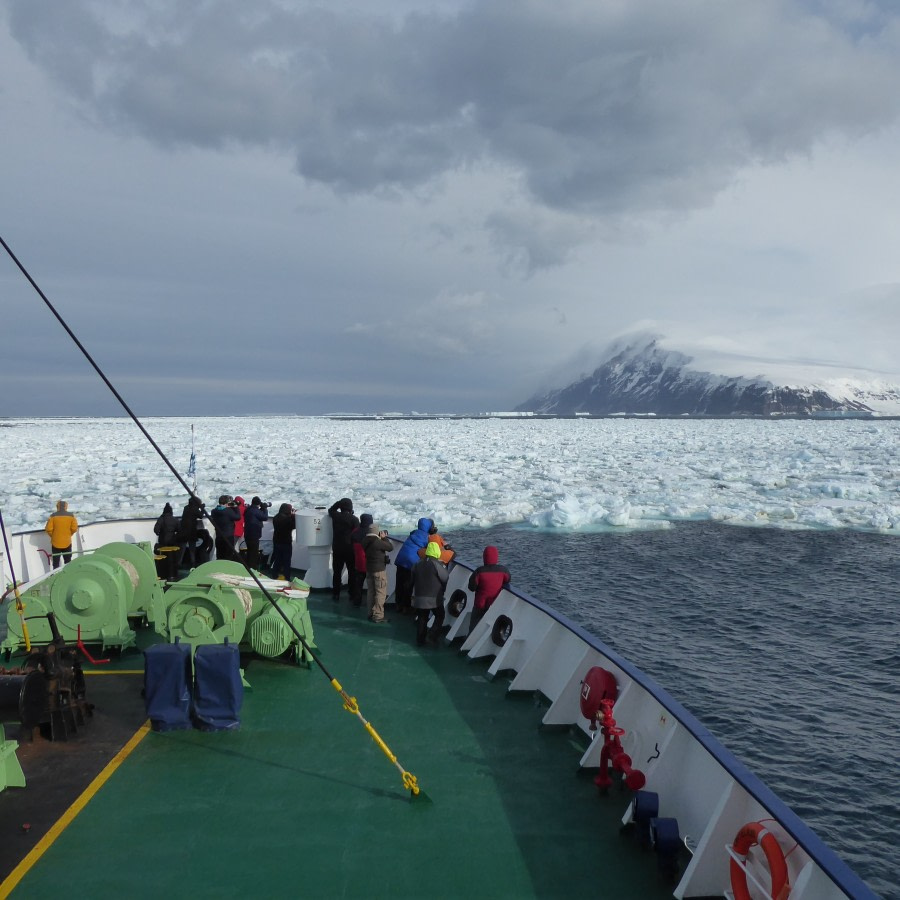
xmin=0 ymin=720 xmax=151 ymax=899
xmin=83 ymin=670 xmax=144 ymax=675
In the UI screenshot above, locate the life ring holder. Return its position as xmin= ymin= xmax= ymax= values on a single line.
xmin=727 ymin=821 xmax=790 ymax=900
xmin=491 ymin=615 xmax=513 ymax=647
xmin=446 ymin=589 xmax=467 ymax=618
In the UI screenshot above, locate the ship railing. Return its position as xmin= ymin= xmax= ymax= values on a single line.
xmin=427 ymin=547 xmax=875 ymax=900
xmin=1 ymin=518 xmax=158 ymax=590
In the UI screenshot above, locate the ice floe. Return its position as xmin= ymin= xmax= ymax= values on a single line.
xmin=0 ymin=416 xmax=898 ymax=536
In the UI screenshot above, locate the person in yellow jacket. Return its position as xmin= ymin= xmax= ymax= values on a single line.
xmin=45 ymin=500 xmax=78 ymax=568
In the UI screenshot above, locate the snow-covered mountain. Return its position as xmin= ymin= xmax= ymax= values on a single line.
xmin=518 ymin=333 xmax=900 ymax=417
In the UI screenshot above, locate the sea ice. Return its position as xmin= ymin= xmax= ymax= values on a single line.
xmin=0 ymin=416 xmax=898 ymax=537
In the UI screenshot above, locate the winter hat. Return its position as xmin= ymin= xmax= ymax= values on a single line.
xmin=339 ymin=498 xmax=353 ymax=513
xmin=425 ymin=541 xmax=441 ymax=559
xmin=163 ymin=503 xmax=173 ymax=514
xmin=251 ymin=496 xmax=262 ymax=506
xmin=360 ymin=513 xmax=374 ymax=528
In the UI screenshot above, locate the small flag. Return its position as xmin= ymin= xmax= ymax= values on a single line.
xmin=187 ymin=451 xmax=196 ymax=480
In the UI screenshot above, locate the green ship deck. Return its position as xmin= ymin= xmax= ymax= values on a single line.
xmin=1 ymin=594 xmax=675 ymax=899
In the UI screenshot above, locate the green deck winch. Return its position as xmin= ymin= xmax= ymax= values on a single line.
xmin=150 ymin=560 xmax=315 ymax=662
xmin=248 ymin=600 xmax=315 ymax=663
xmin=1 ymin=541 xmax=162 ymax=656
xmin=93 ymin=541 xmax=160 ymax=618
xmin=152 ymin=578 xmax=248 ymax=651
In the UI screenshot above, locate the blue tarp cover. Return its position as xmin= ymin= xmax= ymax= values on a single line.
xmin=144 ymin=641 xmax=193 ymax=732
xmin=193 ymin=642 xmax=243 ymax=731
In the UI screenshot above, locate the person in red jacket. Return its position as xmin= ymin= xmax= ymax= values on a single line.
xmin=233 ymin=496 xmax=247 ymax=547
xmin=467 ymin=546 xmax=510 ymax=634
xmin=349 ymin=513 xmax=373 ymax=608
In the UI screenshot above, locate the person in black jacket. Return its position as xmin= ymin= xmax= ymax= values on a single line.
xmin=211 ymin=495 xmax=241 ymax=561
xmin=177 ymin=496 xmax=212 ymax=569
xmin=243 ymin=496 xmax=270 ymax=571
xmin=328 ymin=498 xmax=359 ymax=602
xmin=153 ymin=502 xmax=180 ymax=581
xmin=271 ymin=503 xmax=296 ymax=580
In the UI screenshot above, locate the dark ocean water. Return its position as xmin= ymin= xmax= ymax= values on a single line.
xmin=450 ymin=522 xmax=899 ymax=900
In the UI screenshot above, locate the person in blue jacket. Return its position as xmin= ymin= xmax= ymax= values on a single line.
xmin=393 ymin=517 xmax=433 ymax=615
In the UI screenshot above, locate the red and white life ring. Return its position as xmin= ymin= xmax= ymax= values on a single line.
xmin=729 ymin=821 xmax=790 ymax=900
xmin=731 ymin=822 xmax=791 ymax=900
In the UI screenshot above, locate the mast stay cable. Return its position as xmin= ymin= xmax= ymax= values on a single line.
xmin=0 ymin=235 xmax=425 ymax=800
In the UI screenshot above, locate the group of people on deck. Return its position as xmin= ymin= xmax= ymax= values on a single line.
xmin=159 ymin=494 xmax=297 ymax=580
xmin=328 ymin=501 xmax=511 ymax=645
xmin=47 ymin=494 xmax=512 ymax=646
xmin=328 ymin=499 xmax=396 ymax=625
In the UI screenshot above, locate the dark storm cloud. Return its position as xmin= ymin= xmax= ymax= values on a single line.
xmin=9 ymin=0 xmax=900 ymax=223
xmin=4 ymin=0 xmax=900 ymax=419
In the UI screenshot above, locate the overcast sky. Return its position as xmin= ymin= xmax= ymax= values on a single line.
xmin=2 ymin=0 xmax=900 ymax=416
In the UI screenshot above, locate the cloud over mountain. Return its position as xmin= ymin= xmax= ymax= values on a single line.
xmin=518 ymin=332 xmax=900 ymax=417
